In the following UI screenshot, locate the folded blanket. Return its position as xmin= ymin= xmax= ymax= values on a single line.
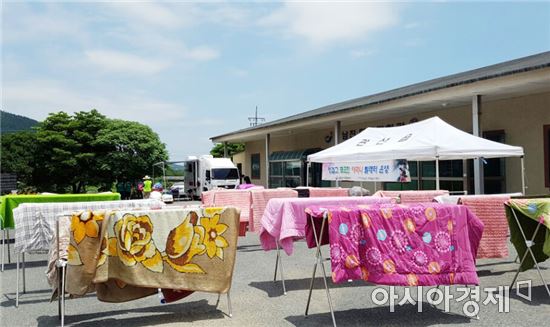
xmin=373 ymin=190 xmax=449 ymax=204
xmin=308 ymin=188 xmax=349 ymax=198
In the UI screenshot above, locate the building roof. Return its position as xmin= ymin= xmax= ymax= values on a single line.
xmin=211 ymin=51 xmax=550 ymax=141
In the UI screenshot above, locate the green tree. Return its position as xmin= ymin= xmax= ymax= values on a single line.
xmin=1 ymin=110 xmax=168 ymax=193
xmin=210 ymin=143 xmax=245 ymax=158
xmin=0 ymin=131 xmax=38 ymax=187
xmin=94 ymin=119 xmax=168 ymax=183
xmin=33 ymin=111 xmax=80 ymax=192
xmin=33 ymin=110 xmax=108 ymax=193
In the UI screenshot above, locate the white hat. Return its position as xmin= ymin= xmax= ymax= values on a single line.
xmin=143 ymin=175 xmax=151 ymax=180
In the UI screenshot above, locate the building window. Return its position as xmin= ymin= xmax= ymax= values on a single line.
xmin=384 ymin=160 xmax=466 ymax=192
xmin=269 ymin=161 xmax=302 ymax=188
xmin=251 ymin=153 xmax=260 ymax=179
xmin=482 ymin=130 xmax=506 ymax=194
xmin=544 ymin=125 xmax=550 ymax=188
xmin=269 ymin=162 xmax=284 ymax=188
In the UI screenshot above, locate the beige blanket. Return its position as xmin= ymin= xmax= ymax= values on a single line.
xmin=65 ymin=207 xmax=240 ymax=302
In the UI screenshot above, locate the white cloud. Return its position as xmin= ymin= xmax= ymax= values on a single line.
xmin=85 ymin=50 xmax=171 ymax=74
xmin=2 ymin=80 xmax=186 ymax=125
xmin=205 ymin=5 xmax=253 ymax=26
xmin=183 ymin=46 xmax=220 ymax=61
xmin=228 ymin=67 xmax=249 ymax=77
xmin=403 ymin=38 xmax=425 ymax=47
xmin=350 ymin=49 xmax=375 ymax=59
xmin=1 ymin=80 xmax=229 ymax=157
xmin=104 ymin=2 xmax=191 ymax=29
xmin=404 ymin=22 xmax=420 ymax=29
xmin=259 ymin=2 xmax=400 ymax=48
xmin=2 ymin=3 xmax=88 ymax=43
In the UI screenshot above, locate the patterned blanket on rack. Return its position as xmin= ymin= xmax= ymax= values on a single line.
xmin=308 ymin=203 xmax=483 ymax=286
xmin=65 ymin=207 xmax=239 ymax=302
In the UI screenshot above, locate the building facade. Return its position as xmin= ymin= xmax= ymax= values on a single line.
xmin=212 ymin=52 xmax=550 ymax=195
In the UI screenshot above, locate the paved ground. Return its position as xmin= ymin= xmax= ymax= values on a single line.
xmin=1 ymin=202 xmax=549 ymax=326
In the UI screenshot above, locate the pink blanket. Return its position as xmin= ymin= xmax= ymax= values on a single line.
xmin=249 ymin=188 xmax=298 ymax=232
xmin=459 ymin=196 xmax=510 ymax=258
xmin=201 ymin=188 xmax=298 ymax=232
xmin=373 ymin=190 xmax=449 ymax=204
xmin=308 ymin=188 xmax=349 ymax=197
xmin=201 ymin=190 xmax=251 ymax=222
xmin=309 ymin=203 xmax=483 ymax=286
xmin=201 ymin=191 xmax=215 ymax=206
xmin=260 ymin=196 xmax=393 ymax=255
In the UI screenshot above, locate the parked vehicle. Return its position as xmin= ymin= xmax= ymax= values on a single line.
xmin=184 ymin=155 xmax=240 ymax=199
xmin=161 ymin=190 xmax=174 ymax=204
xmin=170 ymin=182 xmax=185 ymax=195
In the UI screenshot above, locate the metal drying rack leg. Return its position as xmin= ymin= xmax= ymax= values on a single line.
xmin=227 ymin=291 xmax=233 ymax=318
xmin=274 ymin=241 xmax=287 ymax=295
xmin=1 ymin=229 xmax=5 ymax=272
xmin=15 ymin=251 xmax=19 ymax=307
xmin=509 ymin=209 xmax=550 ymax=297
xmin=304 ymin=213 xmax=336 ymax=327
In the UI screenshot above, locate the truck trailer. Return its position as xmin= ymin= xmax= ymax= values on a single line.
xmin=184 ymin=155 xmax=240 ymax=199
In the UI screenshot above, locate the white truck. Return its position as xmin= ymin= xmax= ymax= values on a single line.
xmin=184 ymin=155 xmax=240 ymax=199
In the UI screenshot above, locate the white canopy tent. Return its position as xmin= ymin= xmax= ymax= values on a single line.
xmin=307 ymin=116 xmax=525 ymax=192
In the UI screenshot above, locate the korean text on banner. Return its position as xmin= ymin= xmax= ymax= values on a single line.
xmin=321 ymin=160 xmax=410 ymax=182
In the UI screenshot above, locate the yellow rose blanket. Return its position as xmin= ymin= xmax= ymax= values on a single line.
xmin=65 ymin=207 xmax=240 ymax=302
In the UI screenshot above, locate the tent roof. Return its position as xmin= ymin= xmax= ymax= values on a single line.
xmin=307 ymin=116 xmax=524 ymax=163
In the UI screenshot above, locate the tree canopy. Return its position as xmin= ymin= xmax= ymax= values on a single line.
xmin=1 ymin=110 xmax=168 ymax=193
xmin=210 ymin=142 xmax=245 ymax=158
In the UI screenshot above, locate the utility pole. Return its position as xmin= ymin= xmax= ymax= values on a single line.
xmin=248 ymin=106 xmax=265 ymax=127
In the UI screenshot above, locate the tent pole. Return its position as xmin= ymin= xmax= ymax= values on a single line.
xmin=521 ymin=156 xmax=526 ymax=195
xmin=435 ymin=156 xmax=440 ymax=190
xmin=306 ymin=162 xmax=311 ymax=187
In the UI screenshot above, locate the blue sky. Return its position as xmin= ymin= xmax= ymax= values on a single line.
xmin=2 ymin=1 xmax=549 ymax=160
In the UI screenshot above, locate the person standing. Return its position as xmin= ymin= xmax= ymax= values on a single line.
xmin=143 ymin=175 xmax=152 ymax=199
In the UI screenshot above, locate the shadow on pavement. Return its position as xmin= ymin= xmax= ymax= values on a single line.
xmin=285 ymin=303 xmax=472 ymax=327
xmin=249 ymin=277 xmax=372 ymax=298
xmin=236 ymin=244 xmax=265 ymax=253
xmin=36 ymin=299 xmax=226 ymax=326
xmin=1 ymin=259 xmax=48 ymax=271
xmin=2 ymin=292 xmax=96 ymax=307
xmin=475 ymin=260 xmax=517 ymax=268
xmin=476 ymin=269 xmax=517 ymax=277
xmin=509 ymin=285 xmax=550 ymax=306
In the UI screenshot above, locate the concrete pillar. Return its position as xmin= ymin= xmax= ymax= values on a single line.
xmin=334 ymin=121 xmax=341 ymax=187
xmin=335 ymin=120 xmax=341 ymax=145
xmin=265 ymin=133 xmax=270 ymax=188
xmin=472 ymin=94 xmax=484 ymax=194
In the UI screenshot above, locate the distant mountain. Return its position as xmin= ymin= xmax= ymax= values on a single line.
xmin=1 ymin=111 xmax=39 ymax=133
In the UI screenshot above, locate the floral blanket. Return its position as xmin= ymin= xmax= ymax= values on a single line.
xmin=308 ymin=203 xmax=483 ymax=286
xmin=65 ymin=207 xmax=240 ymax=302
